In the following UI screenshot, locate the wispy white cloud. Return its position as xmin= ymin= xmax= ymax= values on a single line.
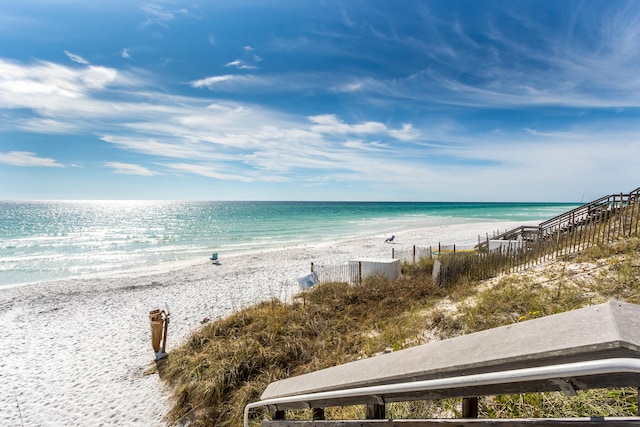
xmin=389 ymin=124 xmax=420 ymax=141
xmin=332 ymin=81 xmax=364 ymax=93
xmin=64 ymin=50 xmax=89 ymax=65
xmin=139 ymin=3 xmax=189 ymax=28
xmin=226 ymin=61 xmax=252 ymax=70
xmin=225 ymin=60 xmax=257 ymax=70
xmin=14 ymin=118 xmax=81 ymax=134
xmin=309 ymin=114 xmax=386 ymax=134
xmin=0 ymin=151 xmax=64 ymax=167
xmin=100 ymin=135 xmax=208 ymax=160
xmin=190 ymin=74 xmax=234 ymax=88
xmin=308 ymin=115 xmax=419 ymax=140
xmin=224 ymin=45 xmax=263 ymax=70
xmin=162 ymin=163 xmax=255 ymax=182
xmin=243 ymin=46 xmax=262 ymax=62
xmin=96 ymin=104 xmax=427 ymax=188
xmin=186 ymin=73 xmax=316 ymax=93
xmin=343 ymin=140 xmax=388 ymax=150
xmin=104 ymin=162 xmax=156 ymax=176
xmin=0 ymin=59 xmax=118 ymax=104
xmin=0 ymin=59 xmax=143 ymax=122
xmin=121 ymin=48 xmax=130 ymax=59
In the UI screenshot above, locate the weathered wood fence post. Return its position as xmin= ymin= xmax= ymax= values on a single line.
xmin=462 ymin=397 xmax=478 ymax=418
xmin=312 ymin=407 xmax=324 ymax=420
xmin=271 ymin=408 xmax=285 ymax=421
xmin=366 ymin=403 xmax=385 ymax=419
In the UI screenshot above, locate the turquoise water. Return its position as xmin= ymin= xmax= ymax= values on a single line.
xmin=0 ymin=200 xmax=578 ymax=287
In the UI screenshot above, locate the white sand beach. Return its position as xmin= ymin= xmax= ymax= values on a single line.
xmin=0 ymin=221 xmax=530 ymax=426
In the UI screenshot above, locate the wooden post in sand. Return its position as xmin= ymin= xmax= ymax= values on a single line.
xmin=150 ymin=306 xmax=170 ymax=360
xmin=149 ymin=310 xmax=163 ymax=353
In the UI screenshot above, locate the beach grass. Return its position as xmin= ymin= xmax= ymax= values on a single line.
xmin=160 ymin=236 xmax=640 ymax=426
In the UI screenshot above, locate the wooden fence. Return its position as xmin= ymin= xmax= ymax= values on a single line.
xmin=391 ymin=245 xmax=433 ymax=263
xmin=435 ymin=187 xmax=640 ymax=287
xmin=308 ymin=188 xmax=639 ymax=288
xmin=310 ymin=262 xmax=359 ymax=285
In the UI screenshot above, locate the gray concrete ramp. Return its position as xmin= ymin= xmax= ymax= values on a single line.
xmin=261 ymin=301 xmax=640 ymax=407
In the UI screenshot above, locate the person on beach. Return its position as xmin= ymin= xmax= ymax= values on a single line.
xmin=385 ymin=234 xmax=396 ymax=243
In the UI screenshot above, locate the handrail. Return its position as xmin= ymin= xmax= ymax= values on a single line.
xmin=244 ymin=358 xmax=640 ymax=426
xmin=538 ymin=195 xmax=610 ymax=228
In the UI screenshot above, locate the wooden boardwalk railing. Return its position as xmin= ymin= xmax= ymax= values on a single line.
xmin=477 ymin=187 xmax=640 ymax=252
xmin=435 ymin=187 xmax=640 ymax=287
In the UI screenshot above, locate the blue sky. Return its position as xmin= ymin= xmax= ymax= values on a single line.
xmin=0 ymin=0 xmax=638 ymax=201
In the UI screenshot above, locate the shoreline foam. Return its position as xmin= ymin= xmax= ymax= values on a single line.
xmin=0 ymin=220 xmax=532 ymax=426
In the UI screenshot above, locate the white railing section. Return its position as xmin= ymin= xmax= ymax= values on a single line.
xmin=244 ymin=358 xmax=640 ymax=426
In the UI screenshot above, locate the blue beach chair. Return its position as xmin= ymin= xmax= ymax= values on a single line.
xmin=210 ymin=252 xmax=219 ymax=263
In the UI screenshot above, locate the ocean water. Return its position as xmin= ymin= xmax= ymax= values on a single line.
xmin=0 ymin=200 xmax=578 ymax=287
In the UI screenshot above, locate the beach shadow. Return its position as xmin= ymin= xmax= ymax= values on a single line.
xmin=154 ymin=356 xmax=169 ymax=379
xmin=143 ymin=355 xmax=169 ymax=379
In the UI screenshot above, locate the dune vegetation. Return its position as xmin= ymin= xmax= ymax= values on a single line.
xmin=156 ymin=236 xmax=640 ymax=426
